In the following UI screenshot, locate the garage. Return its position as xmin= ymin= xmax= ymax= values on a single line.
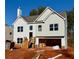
xmin=39 ymin=39 xmax=61 ymax=48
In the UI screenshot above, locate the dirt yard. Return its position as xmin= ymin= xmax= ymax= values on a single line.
xmin=5 ymin=47 xmax=74 ymax=59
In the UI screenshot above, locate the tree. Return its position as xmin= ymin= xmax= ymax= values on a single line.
xmin=30 ymin=9 xmax=38 ymax=16
xmin=38 ymin=6 xmax=46 ymax=14
xmin=67 ymin=9 xmax=74 ymax=32
xmin=30 ymin=6 xmax=46 ymax=16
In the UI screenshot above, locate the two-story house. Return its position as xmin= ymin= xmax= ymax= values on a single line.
xmin=13 ymin=7 xmax=67 ymax=48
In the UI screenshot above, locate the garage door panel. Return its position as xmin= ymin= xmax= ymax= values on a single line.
xmin=39 ymin=39 xmax=61 ymax=48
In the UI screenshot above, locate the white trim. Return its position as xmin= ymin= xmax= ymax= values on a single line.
xmin=64 ymin=17 xmax=67 ymax=49
xmin=34 ymin=7 xmax=65 ymax=22
xmin=35 ymin=38 xmax=39 ymax=45
xmin=34 ymin=7 xmax=50 ymax=22
xmin=12 ymin=17 xmax=27 ymax=25
xmin=38 ymin=38 xmax=61 ymax=39
xmin=48 ymin=7 xmax=65 ymax=19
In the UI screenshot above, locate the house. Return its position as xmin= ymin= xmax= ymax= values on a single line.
xmin=13 ymin=7 xmax=67 ymax=49
xmin=5 ymin=24 xmax=13 ymax=49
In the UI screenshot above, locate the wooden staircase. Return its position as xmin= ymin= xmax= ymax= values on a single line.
xmin=21 ymin=37 xmax=36 ymax=48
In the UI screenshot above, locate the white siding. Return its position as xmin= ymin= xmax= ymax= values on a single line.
xmin=36 ymin=8 xmax=53 ymax=21
xmin=13 ymin=13 xmax=65 ymax=45
xmin=26 ymin=24 xmax=36 ymax=39
xmin=35 ymin=13 xmax=65 ymax=36
xmin=13 ymin=18 xmax=28 ymax=43
xmin=13 ymin=7 xmax=67 ymax=48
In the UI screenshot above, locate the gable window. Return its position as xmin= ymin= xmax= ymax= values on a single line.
xmin=38 ymin=25 xmax=42 ymax=31
xmin=50 ymin=24 xmax=53 ymax=31
xmin=54 ymin=24 xmax=58 ymax=31
xmin=17 ymin=26 xmax=23 ymax=32
xmin=29 ymin=25 xmax=33 ymax=30
xmin=17 ymin=38 xmax=23 ymax=43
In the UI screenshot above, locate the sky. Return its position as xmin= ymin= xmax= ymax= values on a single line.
xmin=5 ymin=0 xmax=74 ymax=26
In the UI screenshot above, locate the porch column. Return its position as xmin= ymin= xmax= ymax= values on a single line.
xmin=35 ymin=38 xmax=39 ymax=46
xmin=61 ymin=38 xmax=66 ymax=48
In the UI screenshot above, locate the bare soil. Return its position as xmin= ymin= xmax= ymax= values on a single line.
xmin=5 ymin=47 xmax=74 ymax=59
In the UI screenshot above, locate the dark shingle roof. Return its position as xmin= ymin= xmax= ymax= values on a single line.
xmin=22 ymin=15 xmax=39 ymax=22
xmin=21 ymin=12 xmax=66 ymax=23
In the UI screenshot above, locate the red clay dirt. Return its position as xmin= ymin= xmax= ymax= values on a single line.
xmin=5 ymin=47 xmax=74 ymax=59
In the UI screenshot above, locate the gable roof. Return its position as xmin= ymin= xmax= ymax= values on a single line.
xmin=13 ymin=7 xmax=67 ymax=25
xmin=22 ymin=15 xmax=39 ymax=22
xmin=47 ymin=7 xmax=67 ymax=19
xmin=21 ymin=12 xmax=66 ymax=23
xmin=34 ymin=7 xmax=67 ymax=22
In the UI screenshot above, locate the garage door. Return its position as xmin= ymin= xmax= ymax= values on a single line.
xmin=39 ymin=39 xmax=61 ymax=48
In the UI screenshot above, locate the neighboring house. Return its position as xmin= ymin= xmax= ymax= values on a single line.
xmin=13 ymin=7 xmax=67 ymax=49
xmin=5 ymin=24 xmax=13 ymax=49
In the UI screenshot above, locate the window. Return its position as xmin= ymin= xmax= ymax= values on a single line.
xmin=17 ymin=38 xmax=23 ymax=43
xmin=17 ymin=26 xmax=23 ymax=32
xmin=50 ymin=24 xmax=53 ymax=31
xmin=54 ymin=24 xmax=58 ymax=31
xmin=38 ymin=25 xmax=42 ymax=31
xmin=29 ymin=26 xmax=33 ymax=30
xmin=21 ymin=26 xmax=23 ymax=32
xmin=9 ymin=32 xmax=12 ymax=35
xmin=49 ymin=24 xmax=58 ymax=31
xmin=17 ymin=27 xmax=20 ymax=32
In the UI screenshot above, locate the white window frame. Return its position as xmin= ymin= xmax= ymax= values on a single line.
xmin=38 ymin=25 xmax=42 ymax=31
xmin=17 ymin=38 xmax=23 ymax=43
xmin=54 ymin=24 xmax=58 ymax=31
xmin=50 ymin=24 xmax=54 ymax=31
xmin=17 ymin=26 xmax=23 ymax=32
xmin=29 ymin=25 xmax=33 ymax=30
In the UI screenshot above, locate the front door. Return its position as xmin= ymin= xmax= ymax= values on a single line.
xmin=29 ymin=32 xmax=33 ymax=38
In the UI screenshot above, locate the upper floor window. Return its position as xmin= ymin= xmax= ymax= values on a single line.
xmin=50 ymin=24 xmax=53 ymax=31
xmin=17 ymin=26 xmax=23 ymax=32
xmin=9 ymin=32 xmax=12 ymax=35
xmin=17 ymin=38 xmax=23 ymax=43
xmin=29 ymin=25 xmax=33 ymax=30
xmin=38 ymin=25 xmax=42 ymax=31
xmin=49 ymin=24 xmax=59 ymax=31
xmin=54 ymin=24 xmax=58 ymax=31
